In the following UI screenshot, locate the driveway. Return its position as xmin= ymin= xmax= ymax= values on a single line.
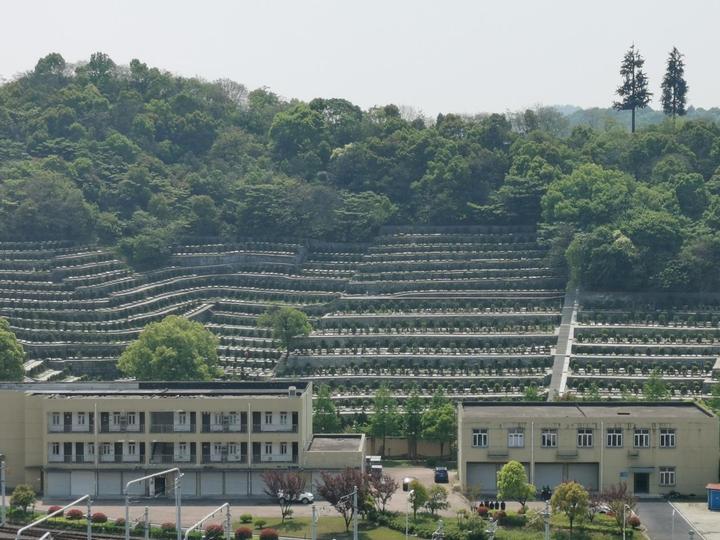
xmin=637 ymin=501 xmax=697 ymax=540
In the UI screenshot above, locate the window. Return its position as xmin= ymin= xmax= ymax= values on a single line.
xmin=213 ymin=412 xmax=223 ymax=425
xmin=213 ymin=443 xmax=223 ymax=455
xmin=77 ymin=412 xmax=86 ymax=425
xmin=577 ymin=428 xmax=593 ymax=448
xmin=228 ymin=443 xmax=238 ymax=455
xmin=508 ymin=428 xmax=524 ymax=448
xmin=87 ymin=443 xmax=94 ymax=456
xmin=177 ymin=442 xmax=188 ymax=456
xmin=177 ymin=412 xmax=187 ymax=425
xmin=100 ymin=443 xmax=112 ymax=455
xmin=472 ymin=428 xmax=488 ymax=448
xmin=541 ymin=429 xmax=557 ymax=448
xmin=265 ymin=412 xmax=273 ymax=424
xmin=659 ymin=467 xmax=676 ymax=486
xmin=660 ymin=428 xmax=676 ymax=448
xmin=113 ymin=412 xmax=122 ymax=425
xmin=633 ymin=428 xmax=650 ymax=448
xmin=51 ymin=412 xmax=61 ymax=426
xmin=127 ymin=412 xmax=136 ymax=426
xmin=265 ymin=442 xmax=273 ymax=455
xmin=280 ymin=412 xmax=288 ymax=425
xmin=127 ymin=442 xmax=136 ymax=456
xmin=228 ymin=412 xmax=238 ymax=425
xmin=280 ymin=442 xmax=288 ymax=455
xmin=51 ymin=442 xmax=60 ymax=456
xmin=606 ymin=428 xmax=623 ymax=448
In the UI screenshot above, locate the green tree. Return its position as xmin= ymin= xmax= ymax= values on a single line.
xmin=257 ymin=307 xmax=312 ymax=353
xmin=614 ymin=45 xmax=652 ymax=133
xmin=10 ymin=485 xmax=36 ymax=513
xmin=551 ymin=481 xmax=589 ymax=538
xmin=425 ymin=485 xmax=450 ymax=516
xmin=661 ymin=47 xmax=688 ymax=123
xmin=403 ymin=385 xmax=424 ymax=459
xmin=313 ymin=384 xmax=342 ymax=433
xmin=0 ymin=318 xmax=25 ymax=381
xmin=408 ymin=480 xmax=428 ymax=519
xmin=368 ymin=384 xmax=400 ymax=455
xmin=643 ymin=369 xmax=670 ymax=400
xmin=421 ymin=401 xmax=456 ymax=456
xmin=496 ymin=460 xmax=536 ymax=510
xmin=117 ymin=316 xmax=219 ymax=380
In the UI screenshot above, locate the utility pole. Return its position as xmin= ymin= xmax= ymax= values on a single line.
xmin=352 ymin=485 xmax=358 ymax=540
xmin=1 ymin=455 xmax=6 ymax=527
xmin=87 ymin=498 xmax=93 ymax=540
xmin=311 ymin=505 xmax=318 ymax=540
xmin=175 ymin=473 xmax=184 ymax=540
xmin=144 ymin=506 xmax=150 ymax=540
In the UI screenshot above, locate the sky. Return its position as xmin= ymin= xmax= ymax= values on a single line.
xmin=1 ymin=0 xmax=719 ymax=116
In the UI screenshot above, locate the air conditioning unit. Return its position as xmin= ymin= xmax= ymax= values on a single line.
xmin=288 ymin=386 xmax=297 ymax=397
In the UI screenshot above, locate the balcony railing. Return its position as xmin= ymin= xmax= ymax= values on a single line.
xmin=201 ymin=454 xmax=247 ymax=464
xmin=201 ymin=424 xmax=247 ymax=433
xmin=253 ymin=454 xmax=298 ymax=463
xmin=252 ymin=424 xmax=298 ymax=433
xmin=150 ymin=423 xmax=196 ymax=433
xmin=100 ymin=454 xmax=145 ymax=463
xmin=48 ymin=425 xmax=94 ymax=433
xmin=100 ymin=424 xmax=145 ymax=433
xmin=150 ymin=454 xmax=195 ymax=464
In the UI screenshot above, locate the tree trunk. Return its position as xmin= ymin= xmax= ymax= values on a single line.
xmin=631 ymin=107 xmax=636 ymax=133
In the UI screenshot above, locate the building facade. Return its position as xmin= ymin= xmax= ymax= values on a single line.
xmin=458 ymin=402 xmax=719 ymax=497
xmin=0 ymin=381 xmax=364 ymax=498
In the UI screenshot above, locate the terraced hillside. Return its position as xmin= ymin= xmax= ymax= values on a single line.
xmin=565 ymin=293 xmax=720 ymax=399
xmin=1 ymin=227 xmax=567 ymax=402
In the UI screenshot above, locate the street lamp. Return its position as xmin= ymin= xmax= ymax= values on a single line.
xmin=406 ymin=489 xmax=415 ymax=540
xmin=622 ymin=503 xmax=633 ymax=540
xmin=1 ymin=453 xmax=6 ymax=527
xmin=542 ymin=499 xmax=551 ymax=540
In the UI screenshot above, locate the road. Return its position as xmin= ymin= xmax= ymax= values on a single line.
xmin=637 ymin=501 xmax=697 ymax=540
xmin=548 ymin=288 xmax=578 ymax=400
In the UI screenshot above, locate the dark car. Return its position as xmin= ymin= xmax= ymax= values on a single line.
xmin=434 ymin=467 xmax=449 ymax=483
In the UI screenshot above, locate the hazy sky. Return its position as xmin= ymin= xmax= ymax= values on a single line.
xmin=2 ymin=0 xmax=719 ymax=116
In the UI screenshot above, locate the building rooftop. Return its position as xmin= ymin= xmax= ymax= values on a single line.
xmin=460 ymin=401 xmax=715 ymax=420
xmin=0 ymin=381 xmax=309 ymax=398
xmin=308 ymin=434 xmax=364 ymax=452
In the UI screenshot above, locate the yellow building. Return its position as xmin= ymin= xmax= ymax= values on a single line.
xmin=0 ymin=381 xmax=364 ymax=498
xmin=458 ymin=402 xmax=719 ymax=497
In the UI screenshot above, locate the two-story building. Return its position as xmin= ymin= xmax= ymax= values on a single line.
xmin=458 ymin=401 xmax=719 ymax=497
xmin=0 ymin=381 xmax=364 ymax=498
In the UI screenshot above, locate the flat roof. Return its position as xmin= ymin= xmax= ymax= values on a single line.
xmin=0 ymin=381 xmax=309 ymax=398
xmin=460 ymin=401 xmax=715 ymax=419
xmin=308 ymin=435 xmax=364 ymax=452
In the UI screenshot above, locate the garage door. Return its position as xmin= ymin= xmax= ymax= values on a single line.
xmin=466 ymin=463 xmax=500 ymax=494
xmin=47 ymin=472 xmax=71 ymax=497
xmin=225 ymin=472 xmax=248 ymax=495
xmin=534 ymin=464 xmax=564 ymax=489
xmin=123 ymin=472 xmax=147 ymax=496
xmin=567 ymin=463 xmax=599 ymax=491
xmin=200 ymin=472 xmax=223 ymax=496
xmin=98 ymin=472 xmax=122 ymax=496
xmin=250 ymin=472 xmax=270 ymax=496
xmin=71 ymin=471 xmax=96 ymax=496
xmin=182 ymin=472 xmax=197 ymax=497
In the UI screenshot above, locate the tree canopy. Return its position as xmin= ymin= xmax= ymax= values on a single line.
xmin=117 ymin=315 xmax=220 ymax=380
xmin=0 ymin=318 xmax=25 ymax=381
xmin=257 ymin=307 xmax=312 ymax=352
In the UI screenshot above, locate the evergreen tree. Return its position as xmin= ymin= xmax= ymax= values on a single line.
xmin=661 ymin=47 xmax=688 ymax=123
xmin=313 ymin=384 xmax=342 ymax=433
xmin=613 ymin=45 xmax=652 ymax=133
xmin=403 ymin=385 xmax=424 ymax=459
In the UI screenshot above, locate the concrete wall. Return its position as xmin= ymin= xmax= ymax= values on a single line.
xmin=365 ymin=436 xmax=451 ymax=458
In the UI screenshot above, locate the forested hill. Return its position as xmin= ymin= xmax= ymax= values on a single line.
xmin=1 ymin=52 xmax=720 ymax=292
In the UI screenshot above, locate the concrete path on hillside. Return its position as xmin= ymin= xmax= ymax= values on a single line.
xmin=548 ymin=288 xmax=578 ymax=400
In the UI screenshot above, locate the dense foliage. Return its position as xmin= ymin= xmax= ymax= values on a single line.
xmin=2 ymin=53 xmax=720 ymax=291
xmin=0 ymin=317 xmax=25 ymax=381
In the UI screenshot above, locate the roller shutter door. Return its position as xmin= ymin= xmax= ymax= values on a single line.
xmin=466 ymin=463 xmax=499 ymax=494
xmin=71 ymin=471 xmax=96 ymax=496
xmin=200 ymin=472 xmax=223 ymax=496
xmin=123 ymin=472 xmax=147 ymax=496
xmin=98 ymin=472 xmax=122 ymax=496
xmin=224 ymin=472 xmax=248 ymax=495
xmin=534 ymin=464 xmax=564 ymax=490
xmin=47 ymin=472 xmax=71 ymax=497
xmin=567 ymin=463 xmax=599 ymax=491
xmin=182 ymin=472 xmax=197 ymax=497
xmin=250 ymin=472 xmax=270 ymax=496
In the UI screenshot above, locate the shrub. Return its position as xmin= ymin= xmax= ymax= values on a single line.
xmin=492 ymin=510 xmax=506 ymax=521
xmin=66 ymin=509 xmax=84 ymax=520
xmin=114 ymin=518 xmax=126 ymax=527
xmin=239 ymin=514 xmax=253 ymax=524
xmin=259 ymin=529 xmax=279 ymax=540
xmin=629 ymin=515 xmax=641 ymax=528
xmin=47 ymin=506 xmax=62 ymax=515
xmin=254 ymin=519 xmax=267 ymax=529
xmin=498 ymin=512 xmax=527 ymax=527
xmin=10 ymin=485 xmax=37 ymax=513
xmin=477 ymin=506 xmax=489 ymax=517
xmin=205 ymin=524 xmax=224 ymax=539
xmin=161 ymin=522 xmax=176 ymax=532
xmin=91 ymin=512 xmax=108 ymax=523
xmin=235 ymin=527 xmax=253 ymax=540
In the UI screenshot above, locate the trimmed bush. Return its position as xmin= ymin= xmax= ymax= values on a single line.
xmin=161 ymin=522 xmax=176 ymax=532
xmin=239 ymin=514 xmax=253 ymax=524
xmin=477 ymin=506 xmax=489 ymax=517
xmin=204 ymin=524 xmax=223 ymax=539
xmin=114 ymin=518 xmax=126 ymax=527
xmin=66 ymin=509 xmax=84 ymax=520
xmin=235 ymin=527 xmax=253 ymax=540
xmin=47 ymin=506 xmax=62 ymax=515
xmin=259 ymin=529 xmax=279 ymax=540
xmin=91 ymin=513 xmax=108 ymax=524
xmin=629 ymin=515 xmax=641 ymax=528
xmin=254 ymin=519 xmax=267 ymax=529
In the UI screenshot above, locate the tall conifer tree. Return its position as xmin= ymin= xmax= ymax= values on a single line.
xmin=661 ymin=47 xmax=688 ymax=124
xmin=613 ymin=45 xmax=652 ymax=133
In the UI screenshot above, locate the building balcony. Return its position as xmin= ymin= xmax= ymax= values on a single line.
xmin=48 ymin=425 xmax=94 ymax=433
xmin=48 ymin=455 xmax=95 ymax=464
xmin=100 ymin=424 xmax=144 ymax=433
xmin=252 ymin=424 xmax=298 ymax=433
xmin=150 ymin=453 xmax=194 ymax=464
xmin=150 ymin=423 xmax=196 ymax=433
xmin=201 ymin=424 xmax=247 ymax=433
xmin=201 ymin=454 xmax=247 ymax=464
xmin=253 ymin=454 xmax=298 ymax=464
xmin=100 ymin=454 xmax=145 ymax=463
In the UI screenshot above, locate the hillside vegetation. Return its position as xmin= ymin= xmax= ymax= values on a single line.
xmin=2 ymin=53 xmax=720 ymax=290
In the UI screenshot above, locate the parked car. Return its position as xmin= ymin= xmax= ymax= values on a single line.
xmin=278 ymin=490 xmax=314 ymax=504
xmin=434 ymin=467 xmax=449 ymax=483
